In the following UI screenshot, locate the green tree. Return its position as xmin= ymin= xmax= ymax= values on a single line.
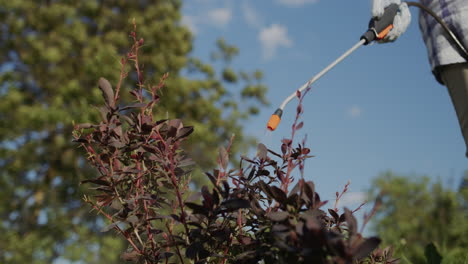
xmin=0 ymin=0 xmax=268 ymax=263
xmin=369 ymin=171 xmax=468 ymax=264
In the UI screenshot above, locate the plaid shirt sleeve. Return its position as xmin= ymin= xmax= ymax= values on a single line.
xmin=418 ymin=0 xmax=468 ymax=71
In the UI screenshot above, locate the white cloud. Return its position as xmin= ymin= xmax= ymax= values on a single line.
xmin=259 ymin=24 xmax=293 ymax=60
xmin=242 ymin=1 xmax=263 ymax=29
xmin=347 ymin=105 xmax=362 ymax=118
xmin=338 ymin=192 xmax=367 ymax=208
xmin=182 ymin=7 xmax=232 ymax=34
xmin=277 ymin=0 xmax=319 ymax=7
xmin=207 ymin=8 xmax=233 ymax=27
xmin=181 ymin=15 xmax=198 ymax=34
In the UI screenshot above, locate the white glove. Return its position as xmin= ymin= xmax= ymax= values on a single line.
xmin=371 ymin=0 xmax=411 ymax=42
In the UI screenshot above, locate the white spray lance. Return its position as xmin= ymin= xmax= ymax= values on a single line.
xmin=266 ymin=2 xmax=468 ymax=131
xmin=266 ymin=4 xmax=400 ymax=131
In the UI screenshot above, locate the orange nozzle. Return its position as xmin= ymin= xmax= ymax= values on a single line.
xmin=267 ymin=115 xmax=281 ymax=131
xmin=267 ymin=109 xmax=283 ymax=131
xmin=377 ymin=24 xmax=394 ymax=40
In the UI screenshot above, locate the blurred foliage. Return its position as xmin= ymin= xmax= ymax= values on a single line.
xmin=369 ymin=171 xmax=468 ymax=264
xmin=0 ymin=0 xmax=268 ymax=263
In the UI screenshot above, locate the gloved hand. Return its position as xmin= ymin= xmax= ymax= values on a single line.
xmin=371 ymin=0 xmax=411 ymax=42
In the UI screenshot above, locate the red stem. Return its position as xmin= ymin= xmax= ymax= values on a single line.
xmin=89 ymin=202 xmax=141 ymax=254
xmin=115 ymin=56 xmax=128 ymax=103
xmin=156 ymin=130 xmax=191 ymax=240
xmin=130 ymin=22 xmax=144 ymax=101
xmin=220 ymin=234 xmax=233 ymax=264
xmin=282 ymin=89 xmax=309 ymax=192
xmin=165 ymin=222 xmax=186 ymax=264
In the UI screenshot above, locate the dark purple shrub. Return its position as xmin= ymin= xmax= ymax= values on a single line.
xmin=73 ymin=23 xmax=398 ymax=264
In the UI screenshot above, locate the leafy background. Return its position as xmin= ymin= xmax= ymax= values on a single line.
xmin=1 ymin=0 xmax=467 ymax=263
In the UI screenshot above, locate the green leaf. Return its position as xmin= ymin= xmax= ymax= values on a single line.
xmin=222 ymin=68 xmax=237 ymax=83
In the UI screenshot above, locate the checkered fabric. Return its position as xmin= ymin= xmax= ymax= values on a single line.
xmin=419 ymin=0 xmax=468 ymax=70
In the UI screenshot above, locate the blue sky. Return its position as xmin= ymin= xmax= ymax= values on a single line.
xmin=181 ymin=0 xmax=467 ymax=215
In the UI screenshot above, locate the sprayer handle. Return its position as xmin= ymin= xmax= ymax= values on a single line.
xmin=361 ymin=3 xmax=399 ymax=44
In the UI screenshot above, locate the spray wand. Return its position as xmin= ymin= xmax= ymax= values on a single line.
xmin=267 ymin=4 xmax=400 ymax=131
xmin=267 ymin=1 xmax=468 ymax=131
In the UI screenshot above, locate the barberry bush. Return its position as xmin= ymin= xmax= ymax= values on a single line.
xmin=73 ymin=23 xmax=398 ymax=264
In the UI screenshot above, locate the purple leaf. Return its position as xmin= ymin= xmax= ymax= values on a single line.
xmin=345 ymin=208 xmax=358 ymax=235
xmin=185 ymin=202 xmax=208 ymax=215
xmin=269 ymin=186 xmax=287 ymax=203
xmin=328 ymin=209 xmax=339 ymax=222
xmin=176 ymin=126 xmax=194 ymax=139
xmin=281 ymin=143 xmax=287 ymax=155
xmin=281 ymin=138 xmax=292 ymax=146
xmin=267 ymin=211 xmax=289 ymax=221
xmin=201 ymin=186 xmax=213 ymax=209
xmin=267 ymin=149 xmax=282 ymax=158
xmin=295 ymin=121 xmax=304 ymax=130
xmin=218 ymin=146 xmax=229 ymax=170
xmin=118 ymin=102 xmax=147 ymax=111
xmin=81 ymin=178 xmax=110 ymax=186
xmin=221 ymin=198 xmax=250 ymax=211
xmin=98 ymin=77 xmax=115 ymax=108
xmin=238 ymin=235 xmax=252 ymax=245
xmin=296 ymin=104 xmax=303 ymax=115
xmin=353 ymin=237 xmax=382 ymax=260
xmin=303 ymin=181 xmax=315 ymax=203
xmin=256 ymin=143 xmax=268 ymax=160
xmin=76 ymin=123 xmax=93 ymax=129
xmin=121 ymin=250 xmax=140 ymax=261
xmin=205 ymin=172 xmax=217 ymax=187
xmin=100 ymin=222 xmax=119 ymax=232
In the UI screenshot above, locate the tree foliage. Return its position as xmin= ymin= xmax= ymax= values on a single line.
xmin=0 ymin=0 xmax=267 ymax=263
xmin=369 ymin=171 xmax=468 ymax=264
